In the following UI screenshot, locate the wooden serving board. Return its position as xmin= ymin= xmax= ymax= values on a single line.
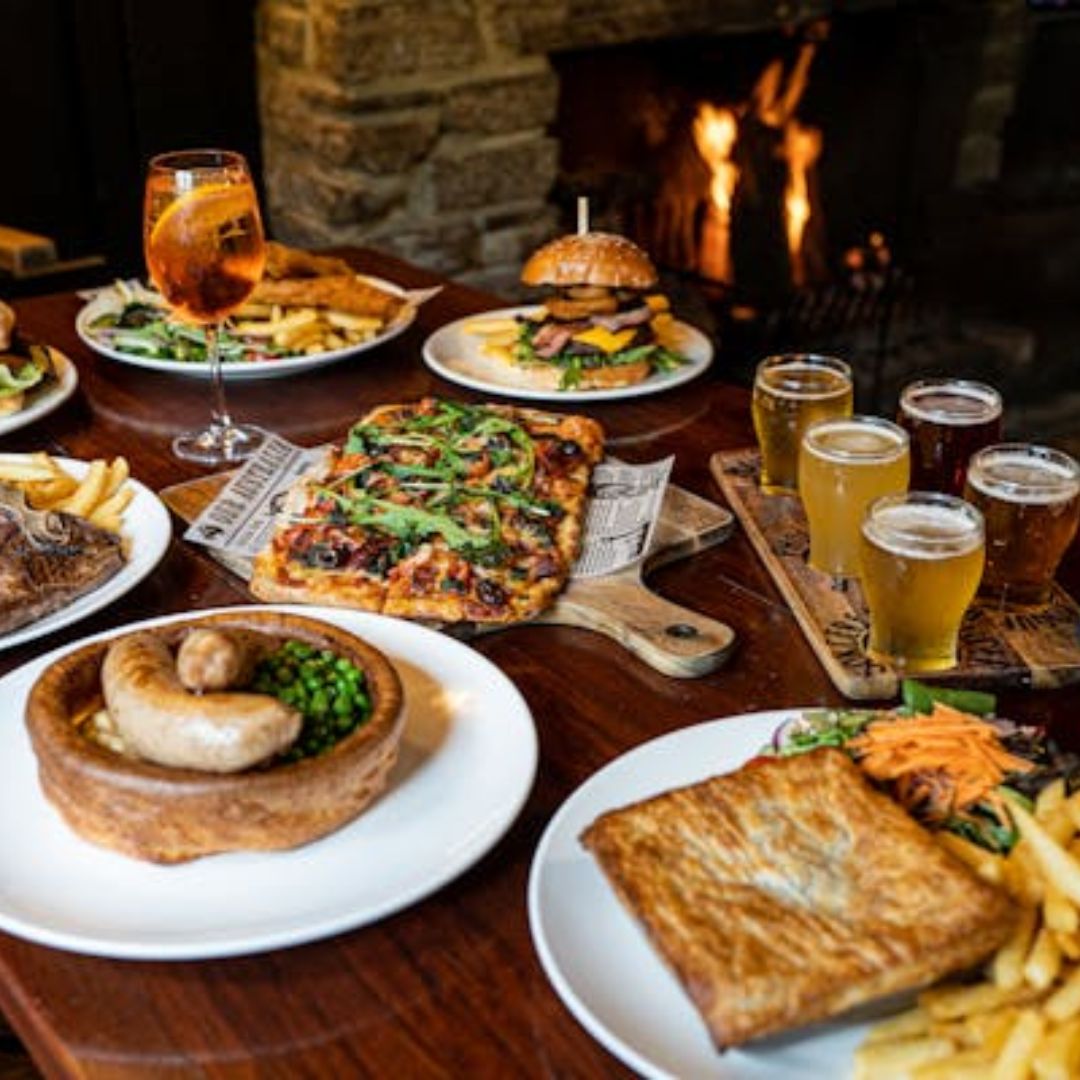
xmin=711 ymin=448 xmax=1080 ymax=700
xmin=161 ymin=474 xmax=737 ymax=679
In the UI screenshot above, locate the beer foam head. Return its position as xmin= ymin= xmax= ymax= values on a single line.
xmin=901 ymin=379 xmax=1002 ymax=426
xmin=968 ymin=444 xmax=1080 ymax=506
xmin=757 ymin=354 xmax=852 ymax=400
xmin=804 ymin=416 xmax=908 ymax=463
xmin=863 ymin=495 xmax=984 ymax=559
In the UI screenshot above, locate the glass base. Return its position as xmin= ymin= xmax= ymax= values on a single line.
xmin=173 ymin=421 xmax=265 ymax=466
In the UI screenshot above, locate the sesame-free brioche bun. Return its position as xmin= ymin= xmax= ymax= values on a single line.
xmin=521 ymin=231 xmax=658 ymax=290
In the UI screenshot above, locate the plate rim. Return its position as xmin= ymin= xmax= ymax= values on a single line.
xmin=0 ymin=348 xmax=79 ymax=437
xmin=0 ymin=603 xmax=539 ymax=959
xmin=0 ymin=457 xmax=172 ymax=652
xmin=422 ymin=305 xmax=714 ymax=403
xmin=526 ymin=707 xmax=868 ymax=1080
xmin=75 ymin=276 xmax=418 ymax=380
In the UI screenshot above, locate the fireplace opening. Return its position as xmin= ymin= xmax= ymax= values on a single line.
xmin=547 ymin=8 xmax=1080 ymax=433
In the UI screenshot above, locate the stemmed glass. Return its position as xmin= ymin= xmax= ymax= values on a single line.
xmin=143 ymin=149 xmax=266 ymax=464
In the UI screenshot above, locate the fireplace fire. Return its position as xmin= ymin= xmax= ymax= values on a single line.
xmin=676 ymin=28 xmax=827 ymax=292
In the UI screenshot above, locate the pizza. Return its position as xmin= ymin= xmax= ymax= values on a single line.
xmin=250 ymin=398 xmax=604 ymax=622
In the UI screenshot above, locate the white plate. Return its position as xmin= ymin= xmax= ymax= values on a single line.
xmin=0 ymin=458 xmax=171 ymax=652
xmin=0 ymin=604 xmax=537 ymax=959
xmin=0 ymin=349 xmax=78 ymax=437
xmin=75 ymin=279 xmax=417 ymax=381
xmin=423 ymin=305 xmax=714 ymax=402
xmin=528 ymin=710 xmax=873 ymax=1079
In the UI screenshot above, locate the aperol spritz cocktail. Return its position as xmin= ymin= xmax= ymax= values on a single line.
xmin=144 ymin=150 xmax=266 ymax=463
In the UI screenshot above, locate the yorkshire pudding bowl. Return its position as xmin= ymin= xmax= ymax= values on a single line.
xmin=25 ymin=611 xmax=404 ymax=864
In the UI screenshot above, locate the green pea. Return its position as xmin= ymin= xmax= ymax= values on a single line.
xmin=311 ymin=691 xmax=330 ymax=715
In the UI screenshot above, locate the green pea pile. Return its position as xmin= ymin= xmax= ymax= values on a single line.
xmin=250 ymin=640 xmax=372 ymax=762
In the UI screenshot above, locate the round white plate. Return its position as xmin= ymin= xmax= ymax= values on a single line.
xmin=422 ymin=305 xmax=714 ymax=402
xmin=0 ymin=604 xmax=537 ymax=959
xmin=0 ymin=349 xmax=78 ymax=438
xmin=0 ymin=458 xmax=171 ymax=652
xmin=528 ymin=710 xmax=874 ymax=1079
xmin=75 ymin=278 xmax=417 ymax=381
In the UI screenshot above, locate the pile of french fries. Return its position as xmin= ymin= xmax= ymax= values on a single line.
xmin=231 ymin=303 xmax=384 ymax=355
xmin=0 ymin=452 xmax=133 ymax=534
xmin=857 ymin=780 xmax=1080 ymax=1079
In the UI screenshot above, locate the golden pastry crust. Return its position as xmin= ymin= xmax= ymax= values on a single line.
xmin=581 ymin=749 xmax=1018 ymax=1050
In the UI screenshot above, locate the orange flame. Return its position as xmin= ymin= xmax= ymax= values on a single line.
xmin=692 ymin=104 xmax=739 ymax=283
xmin=782 ymin=121 xmax=822 ymax=286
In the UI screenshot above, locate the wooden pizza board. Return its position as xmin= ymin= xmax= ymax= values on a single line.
xmin=160 ymin=473 xmax=737 ymax=679
xmin=711 ymin=447 xmax=1080 ymax=700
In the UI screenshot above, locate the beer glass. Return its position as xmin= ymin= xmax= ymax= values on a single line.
xmin=964 ymin=443 xmax=1080 ymax=607
xmin=860 ymin=492 xmax=985 ymax=672
xmin=752 ymin=354 xmax=853 ymax=494
xmin=799 ymin=416 xmax=910 ymax=577
xmin=898 ymin=378 xmax=1002 ymax=495
xmin=144 ymin=150 xmax=267 ymax=464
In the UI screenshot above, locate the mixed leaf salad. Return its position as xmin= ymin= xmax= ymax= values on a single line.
xmin=85 ymin=281 xmax=297 ymax=364
xmin=771 ymin=681 xmax=1080 ymax=854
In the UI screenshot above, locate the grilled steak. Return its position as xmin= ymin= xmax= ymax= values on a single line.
xmin=582 ymin=748 xmax=1018 ymax=1050
xmin=0 ymin=484 xmax=124 ymax=635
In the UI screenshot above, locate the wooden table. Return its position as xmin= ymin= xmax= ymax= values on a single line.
xmin=2 ymin=251 xmax=1078 ymax=1079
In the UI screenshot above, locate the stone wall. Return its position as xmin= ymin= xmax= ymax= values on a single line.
xmin=255 ymin=0 xmax=835 ymax=294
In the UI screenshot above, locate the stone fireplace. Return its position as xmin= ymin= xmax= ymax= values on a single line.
xmin=256 ymin=0 xmax=1023 ymax=293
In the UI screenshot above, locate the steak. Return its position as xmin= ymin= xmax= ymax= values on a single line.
xmin=0 ymin=484 xmax=125 ymax=635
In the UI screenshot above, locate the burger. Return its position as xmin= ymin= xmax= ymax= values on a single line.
xmin=511 ymin=231 xmax=685 ymax=391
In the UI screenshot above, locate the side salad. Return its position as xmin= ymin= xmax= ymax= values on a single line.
xmin=771 ymin=681 xmax=1080 ymax=853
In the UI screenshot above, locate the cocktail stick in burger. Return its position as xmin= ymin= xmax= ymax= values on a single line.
xmin=509 ymin=232 xmax=686 ymax=391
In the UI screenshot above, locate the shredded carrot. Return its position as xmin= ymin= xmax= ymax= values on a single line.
xmin=847 ymin=703 xmax=1033 ymax=824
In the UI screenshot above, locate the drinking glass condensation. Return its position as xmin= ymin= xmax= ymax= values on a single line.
xmin=964 ymin=443 xmax=1080 ymax=607
xmin=798 ymin=416 xmax=910 ymax=577
xmin=898 ymin=378 xmax=1003 ymax=495
xmin=860 ymin=492 xmax=985 ymax=673
xmin=752 ymin=354 xmax=853 ymax=494
xmin=144 ymin=149 xmax=266 ymax=465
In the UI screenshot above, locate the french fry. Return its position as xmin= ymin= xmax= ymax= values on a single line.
xmin=914 ymin=1057 xmax=996 ymax=1080
xmin=920 ymin=981 xmax=1044 ymax=1021
xmin=325 ymin=311 xmax=382 ymax=332
xmin=1013 ymin=804 xmax=1080 ymax=907
xmin=1058 ymin=931 xmax=1080 ymax=961
xmin=938 ymin=832 xmax=1007 ymax=884
xmin=88 ymin=486 xmax=133 ymax=531
xmin=995 ymin=906 xmax=1040 ymax=991
xmin=864 ymin=1007 xmax=931 ymax=1044
xmin=853 ymin=1035 xmax=956 ymax=1076
xmin=1046 ymin=965 xmax=1080 ymax=1023
xmin=1037 ymin=779 xmax=1067 ymax=821
xmin=992 ymin=1009 xmax=1045 ymax=1080
xmin=55 ymin=460 xmax=109 ymax=517
xmin=1032 ymin=1015 xmax=1080 ymax=1079
xmin=103 ymin=457 xmax=129 ymax=499
xmin=22 ymin=473 xmax=79 ymax=509
xmin=0 ymin=451 xmax=58 ymax=482
xmin=463 ymin=317 xmax=524 ymax=335
xmin=1025 ymin=927 xmax=1063 ymax=991
xmin=1045 ymin=884 xmax=1079 ymax=935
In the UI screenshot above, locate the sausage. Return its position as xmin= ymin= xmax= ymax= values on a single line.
xmin=176 ymin=628 xmax=275 ymax=692
xmin=101 ymin=633 xmax=302 ymax=773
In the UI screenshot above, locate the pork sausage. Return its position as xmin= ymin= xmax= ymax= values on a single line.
xmin=102 ymin=633 xmax=301 ymax=773
xmin=176 ymin=628 xmax=275 ymax=693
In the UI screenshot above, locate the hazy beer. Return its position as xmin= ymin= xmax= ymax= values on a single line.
xmin=860 ymin=493 xmax=985 ymax=672
xmin=964 ymin=443 xmax=1080 ymax=606
xmin=799 ymin=417 xmax=910 ymax=577
xmin=753 ymin=354 xmax=853 ymax=494
xmin=898 ymin=379 xmax=1002 ymax=495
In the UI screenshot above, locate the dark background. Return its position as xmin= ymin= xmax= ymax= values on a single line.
xmin=1 ymin=0 xmax=262 ymax=285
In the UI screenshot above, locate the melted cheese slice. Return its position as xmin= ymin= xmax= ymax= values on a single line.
xmin=571 ymin=326 xmax=637 ymax=354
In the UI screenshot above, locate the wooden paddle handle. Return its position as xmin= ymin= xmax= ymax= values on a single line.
xmin=541 ymin=576 xmax=735 ymax=678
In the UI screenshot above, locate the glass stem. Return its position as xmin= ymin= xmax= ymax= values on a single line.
xmin=206 ymin=322 xmax=232 ymax=430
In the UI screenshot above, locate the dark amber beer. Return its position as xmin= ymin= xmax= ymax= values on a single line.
xmin=898 ymin=379 xmax=1002 ymax=495
xmin=964 ymin=443 xmax=1080 ymax=606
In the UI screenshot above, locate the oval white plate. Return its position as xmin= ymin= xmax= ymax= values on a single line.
xmin=0 ymin=349 xmax=78 ymax=438
xmin=0 ymin=605 xmax=537 ymax=959
xmin=0 ymin=458 xmax=171 ymax=652
xmin=528 ymin=710 xmax=874 ymax=1079
xmin=76 ymin=279 xmax=417 ymax=381
xmin=423 ymin=305 xmax=714 ymax=402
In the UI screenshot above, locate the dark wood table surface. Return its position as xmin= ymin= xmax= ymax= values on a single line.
xmin=2 ymin=250 xmax=1078 ymax=1079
